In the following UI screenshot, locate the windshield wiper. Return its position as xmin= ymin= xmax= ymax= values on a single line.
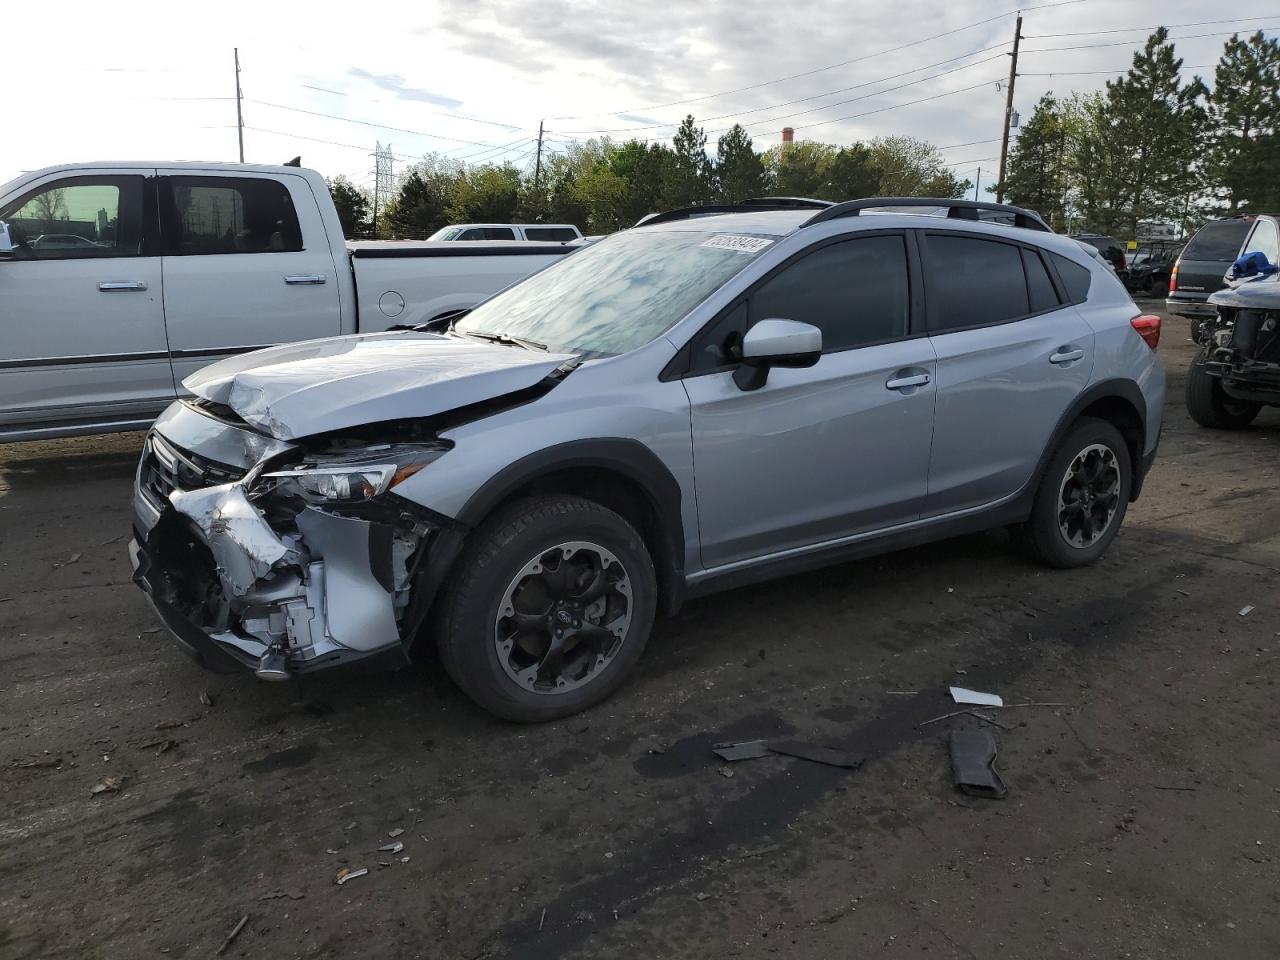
xmin=456 ymin=328 xmax=548 ymax=352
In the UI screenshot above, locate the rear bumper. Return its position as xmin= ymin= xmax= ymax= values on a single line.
xmin=1166 ymin=297 xmax=1215 ymax=319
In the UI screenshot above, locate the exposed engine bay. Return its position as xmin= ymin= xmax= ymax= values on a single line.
xmin=1199 ymin=272 xmax=1280 ymax=407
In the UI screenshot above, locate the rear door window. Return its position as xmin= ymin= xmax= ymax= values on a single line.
xmin=161 ymin=176 xmax=303 ymax=255
xmin=1050 ymin=253 xmax=1092 ymax=303
xmin=1183 ymin=220 xmax=1251 ymax=261
xmin=1023 ymin=248 xmax=1061 ymax=313
xmin=524 ymin=227 xmax=577 ymax=241
xmin=925 ymin=235 xmax=1029 ymax=331
xmin=483 ymin=227 xmax=516 ymax=240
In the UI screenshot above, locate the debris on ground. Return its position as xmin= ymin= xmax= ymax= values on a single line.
xmin=538 ymin=908 xmax=546 ymax=932
xmin=950 ymin=729 xmax=1008 ymax=799
xmin=387 ymin=827 xmax=405 ymax=838
xmin=712 ymin=740 xmax=771 ymax=762
xmin=717 ymin=766 xmax=734 ymax=778
xmin=135 ymin=736 xmax=179 ymax=752
xmin=378 ymin=841 xmax=404 ymax=854
xmin=199 ymin=689 xmax=215 ymax=708
xmin=335 ymin=867 xmax=368 ymax=885
xmin=1239 ymin=605 xmax=1255 ymax=617
xmin=13 ymin=755 xmax=61 ymax=769
xmin=216 ymin=915 xmax=249 ymax=955
xmin=950 ymin=686 xmax=1004 ymax=707
xmin=90 ymin=776 xmax=123 ymax=796
xmin=154 ymin=717 xmax=198 ymax=731
xmin=767 ymin=740 xmax=862 ymax=769
xmin=258 ymin=890 xmax=305 ymax=901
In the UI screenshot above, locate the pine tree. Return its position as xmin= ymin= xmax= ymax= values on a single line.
xmin=1002 ymin=93 xmax=1072 ymax=228
xmin=666 ymin=115 xmax=711 ymax=208
xmin=326 ymin=176 xmax=370 ymax=238
xmin=714 ymin=124 xmax=766 ymax=203
xmin=1092 ymin=28 xmax=1207 ymax=235
xmin=1205 ymin=31 xmax=1280 ymax=213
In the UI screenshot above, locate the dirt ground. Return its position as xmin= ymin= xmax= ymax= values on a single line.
xmin=2 ymin=309 xmax=1278 ymax=960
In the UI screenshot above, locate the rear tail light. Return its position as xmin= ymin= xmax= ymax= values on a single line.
xmin=1131 ymin=314 xmax=1161 ymax=350
xmin=1169 ymin=261 xmax=1179 ymax=292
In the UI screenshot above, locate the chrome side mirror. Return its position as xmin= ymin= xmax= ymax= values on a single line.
xmin=733 ymin=318 xmax=823 ymax=391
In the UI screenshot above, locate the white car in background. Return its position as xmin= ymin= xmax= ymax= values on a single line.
xmin=429 ymin=223 xmax=583 ymax=242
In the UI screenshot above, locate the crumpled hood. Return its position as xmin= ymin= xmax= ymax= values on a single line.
xmin=183 ymin=331 xmax=573 ymax=439
xmin=1208 ymin=272 xmax=1280 ymax=310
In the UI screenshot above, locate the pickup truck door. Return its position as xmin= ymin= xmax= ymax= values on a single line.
xmin=0 ymin=169 xmax=172 ymax=439
xmin=157 ymin=172 xmax=343 ymax=389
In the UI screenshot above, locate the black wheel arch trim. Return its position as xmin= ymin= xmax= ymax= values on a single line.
xmin=456 ymin=438 xmax=686 ymax=609
xmin=1031 ymin=378 xmax=1151 ymax=504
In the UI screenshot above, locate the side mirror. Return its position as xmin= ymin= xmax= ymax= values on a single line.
xmin=0 ymin=221 xmax=14 ymax=259
xmin=733 ymin=318 xmax=822 ymax=391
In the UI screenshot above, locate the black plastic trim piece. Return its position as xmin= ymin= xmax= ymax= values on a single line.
xmin=636 ymin=197 xmax=832 ymax=227
xmin=0 ymin=350 xmax=171 ymax=370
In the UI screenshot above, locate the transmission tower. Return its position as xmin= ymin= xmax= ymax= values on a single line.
xmin=371 ymin=142 xmax=395 ymax=236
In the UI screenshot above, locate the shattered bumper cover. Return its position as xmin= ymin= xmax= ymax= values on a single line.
xmin=129 ymin=402 xmax=436 ymax=677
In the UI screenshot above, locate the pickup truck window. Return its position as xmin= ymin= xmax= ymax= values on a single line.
xmin=161 ymin=176 xmax=303 ymax=255
xmin=524 ymin=227 xmax=578 ymax=242
xmin=0 ymin=176 xmax=144 ymax=259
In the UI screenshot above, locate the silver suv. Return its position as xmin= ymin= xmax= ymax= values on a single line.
xmin=130 ymin=197 xmax=1166 ymax=722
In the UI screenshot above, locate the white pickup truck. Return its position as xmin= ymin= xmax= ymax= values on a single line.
xmin=0 ymin=161 xmax=575 ymax=442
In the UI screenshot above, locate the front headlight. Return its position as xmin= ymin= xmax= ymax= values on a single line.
xmin=258 ymin=443 xmax=449 ymax=504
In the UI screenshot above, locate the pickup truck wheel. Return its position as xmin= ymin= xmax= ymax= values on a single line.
xmin=1185 ymin=348 xmax=1262 ymax=429
xmin=1150 ymin=279 xmax=1169 ymax=299
xmin=1015 ymin=417 xmax=1131 ymax=569
xmin=437 ymin=496 xmax=656 ymax=723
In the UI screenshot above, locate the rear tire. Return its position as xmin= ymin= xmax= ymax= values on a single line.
xmin=1016 ymin=418 xmax=1131 ymax=569
xmin=1150 ymin=279 xmax=1169 ymax=299
xmin=437 ymin=495 xmax=656 ymax=723
xmin=1185 ymin=348 xmax=1262 ymax=429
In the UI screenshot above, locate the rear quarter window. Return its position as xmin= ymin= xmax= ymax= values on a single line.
xmin=1183 ymin=220 xmax=1251 ymax=261
xmin=1050 ymin=253 xmax=1092 ymax=303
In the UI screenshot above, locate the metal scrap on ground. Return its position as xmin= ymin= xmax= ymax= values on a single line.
xmin=710 ymin=739 xmax=862 ymax=769
xmin=216 ymin=915 xmax=249 ymax=956
xmin=950 ymin=729 xmax=1008 ymax=799
xmin=949 ymin=686 xmax=1004 ymax=707
xmin=335 ymin=866 xmax=368 ymax=885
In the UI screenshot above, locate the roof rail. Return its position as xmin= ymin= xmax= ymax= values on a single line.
xmin=802 ymin=197 xmax=1051 ymax=233
xmin=636 ymin=196 xmax=832 ymax=228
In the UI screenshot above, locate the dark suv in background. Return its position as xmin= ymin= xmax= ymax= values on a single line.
xmin=1071 ymin=233 xmax=1128 ymax=281
xmin=1168 ymin=215 xmax=1280 ymax=333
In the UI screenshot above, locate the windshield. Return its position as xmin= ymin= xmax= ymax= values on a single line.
xmin=1184 ymin=220 xmax=1251 ymax=261
xmin=454 ymin=229 xmax=776 ymax=356
xmin=429 ymin=227 xmax=462 ymax=240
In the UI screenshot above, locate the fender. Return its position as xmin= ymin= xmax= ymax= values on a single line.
xmin=458 ymin=438 xmax=686 ymax=595
xmin=1029 ymin=378 xmax=1150 ymax=503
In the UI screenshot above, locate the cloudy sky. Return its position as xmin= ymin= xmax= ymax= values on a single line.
xmin=3 ymin=0 xmax=1269 ymax=193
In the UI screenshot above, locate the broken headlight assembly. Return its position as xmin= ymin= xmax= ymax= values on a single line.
xmin=255 ymin=443 xmax=450 ymax=504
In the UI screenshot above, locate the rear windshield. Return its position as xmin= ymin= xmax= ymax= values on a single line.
xmin=1183 ymin=220 xmax=1251 ymax=261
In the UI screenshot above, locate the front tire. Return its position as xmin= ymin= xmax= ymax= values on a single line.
xmin=1185 ymin=348 xmax=1262 ymax=429
xmin=437 ymin=496 xmax=657 ymax=722
xmin=1016 ymin=418 xmax=1131 ymax=569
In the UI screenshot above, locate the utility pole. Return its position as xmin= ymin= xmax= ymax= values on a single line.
xmin=974 ymin=167 xmax=981 ymax=201
xmin=234 ymin=48 xmax=245 ymax=163
xmin=996 ymin=13 xmax=1021 ymax=204
xmin=533 ymin=120 xmax=545 ymax=198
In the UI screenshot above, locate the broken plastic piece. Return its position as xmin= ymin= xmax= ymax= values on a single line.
xmin=335 ymin=866 xmax=368 ymax=885
xmin=712 ymin=740 xmax=771 ymax=762
xmin=768 ymin=740 xmax=862 ymax=769
xmin=950 ymin=686 xmax=1004 ymax=707
xmin=388 ymin=827 xmax=405 ymax=838
xmin=378 ymin=841 xmax=404 ymax=854
xmin=1239 ymin=605 xmax=1255 ymax=617
xmin=950 ymin=729 xmax=1008 ymax=799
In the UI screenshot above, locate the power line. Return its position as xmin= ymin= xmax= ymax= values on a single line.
xmin=245 ymin=99 xmax=537 ymax=151
xmin=761 ymin=77 xmax=1000 ymax=134
xmin=1020 ymin=64 xmax=1214 ymax=76
xmin=1024 ymin=25 xmax=1280 ymax=54
xmin=1023 ymin=14 xmax=1280 ymax=38
xmin=551 ymin=46 xmax=1009 ymax=136
xmin=291 ymin=85 xmax=524 ymax=131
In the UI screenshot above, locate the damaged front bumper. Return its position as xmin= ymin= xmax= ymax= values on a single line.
xmin=130 ymin=402 xmax=460 ymax=678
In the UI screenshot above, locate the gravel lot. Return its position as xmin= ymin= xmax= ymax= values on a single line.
xmin=2 ymin=311 xmax=1278 ymax=960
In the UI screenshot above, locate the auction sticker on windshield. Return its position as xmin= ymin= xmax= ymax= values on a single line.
xmin=701 ymin=235 xmax=774 ymax=254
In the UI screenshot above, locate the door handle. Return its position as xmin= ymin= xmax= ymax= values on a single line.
xmin=284 ymin=274 xmax=326 ymax=285
xmin=886 ymin=372 xmax=931 ymax=391
xmin=1049 ymin=347 xmax=1085 ymax=364
xmin=98 ymin=281 xmax=148 ymax=292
